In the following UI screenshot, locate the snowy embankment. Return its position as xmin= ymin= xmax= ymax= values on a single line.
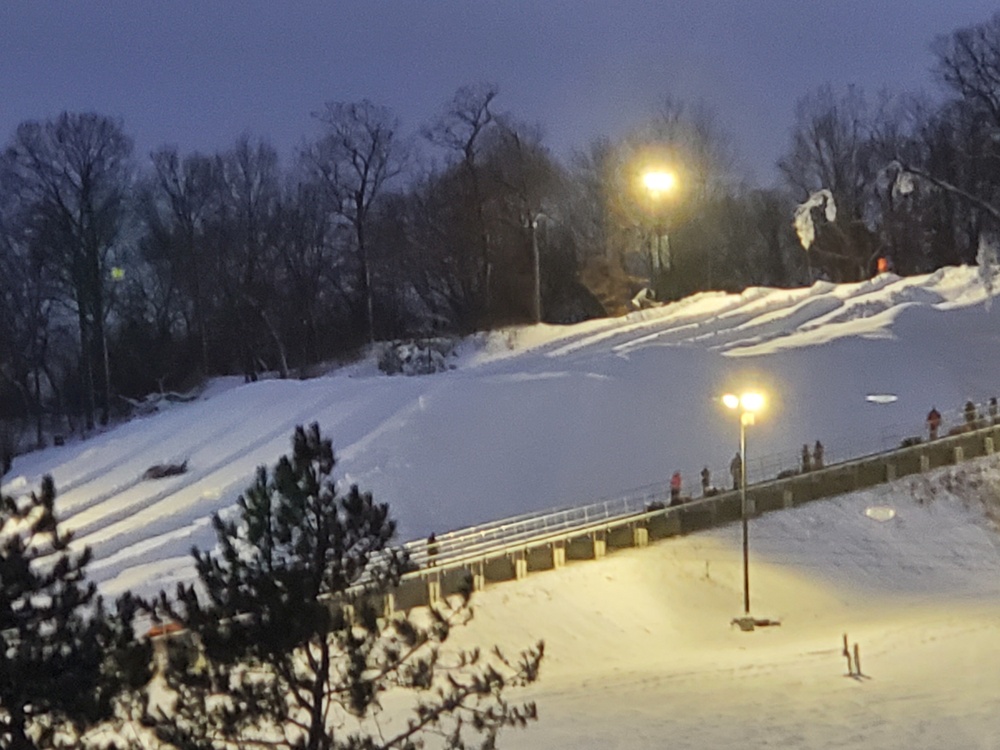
xmin=453 ymin=460 xmax=1000 ymax=749
xmin=4 ymin=266 xmax=1000 ymax=602
xmin=5 ymin=265 xmax=1000 ymax=747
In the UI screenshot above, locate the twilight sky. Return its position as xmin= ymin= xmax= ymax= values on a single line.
xmin=2 ymin=2 xmax=998 ymax=186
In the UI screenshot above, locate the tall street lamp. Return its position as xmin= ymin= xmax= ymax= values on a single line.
xmin=722 ymin=390 xmax=765 ymax=620
xmin=641 ymin=170 xmax=676 ymax=277
xmin=529 ymin=212 xmax=548 ymax=325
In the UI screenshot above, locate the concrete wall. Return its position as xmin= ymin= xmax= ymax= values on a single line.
xmin=389 ymin=423 xmax=1000 ymax=612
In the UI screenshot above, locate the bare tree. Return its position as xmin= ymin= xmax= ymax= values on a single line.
xmin=481 ymin=118 xmax=563 ymax=323
xmin=424 ymin=83 xmax=500 ymax=324
xmin=933 ymin=12 xmax=1000 ymax=129
xmin=4 ymin=112 xmax=133 ymax=428
xmin=273 ymin=178 xmax=355 ymax=365
xmin=214 ymin=136 xmax=287 ymax=380
xmin=307 ymin=100 xmax=409 ymax=343
xmin=142 ymin=147 xmax=220 ymax=374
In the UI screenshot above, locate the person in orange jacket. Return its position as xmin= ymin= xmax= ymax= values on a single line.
xmin=670 ymin=471 xmax=682 ymax=506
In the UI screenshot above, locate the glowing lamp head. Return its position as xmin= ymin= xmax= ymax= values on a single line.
xmin=642 ymin=170 xmax=676 ymax=194
xmin=741 ymin=392 xmax=765 ymax=413
xmin=723 ymin=392 xmax=765 ymax=414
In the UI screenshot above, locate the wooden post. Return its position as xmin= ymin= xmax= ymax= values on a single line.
xmin=552 ymin=542 xmax=566 ymax=569
xmin=853 ymin=643 xmax=862 ymax=677
xmin=427 ymin=577 xmax=441 ymax=605
xmin=513 ymin=550 xmax=528 ymax=580
xmin=842 ymin=633 xmax=853 ymax=675
xmin=632 ymin=526 xmax=649 ymax=548
xmin=593 ymin=533 xmax=607 ymax=559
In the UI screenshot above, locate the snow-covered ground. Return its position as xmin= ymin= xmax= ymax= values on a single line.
xmin=5 ymin=265 xmax=1000 ymax=747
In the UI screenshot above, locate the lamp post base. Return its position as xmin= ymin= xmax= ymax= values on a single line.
xmin=733 ymin=616 xmax=756 ymax=632
xmin=731 ymin=616 xmax=782 ymax=632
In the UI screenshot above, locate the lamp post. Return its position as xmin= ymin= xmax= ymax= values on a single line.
xmin=641 ymin=170 xmax=676 ymax=277
xmin=722 ymin=391 xmax=765 ymax=618
xmin=529 ymin=213 xmax=546 ymax=324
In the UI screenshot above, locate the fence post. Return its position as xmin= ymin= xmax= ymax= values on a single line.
xmin=592 ymin=531 xmax=606 ymax=559
xmin=513 ymin=550 xmax=527 ymax=580
xmin=427 ymin=576 xmax=441 ymax=605
xmin=632 ymin=525 xmax=649 ymax=548
xmin=552 ymin=541 xmax=566 ymax=569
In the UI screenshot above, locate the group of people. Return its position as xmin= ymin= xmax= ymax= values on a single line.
xmin=801 ymin=440 xmax=824 ymax=473
xmin=673 ymin=438 xmax=826 ymax=505
xmin=679 ymin=451 xmax=745 ymax=504
xmin=926 ymin=397 xmax=999 ymax=440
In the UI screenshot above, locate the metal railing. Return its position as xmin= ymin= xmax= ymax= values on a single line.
xmin=402 ymin=482 xmax=672 ymax=571
xmin=396 ymin=396 xmax=1000 ymax=581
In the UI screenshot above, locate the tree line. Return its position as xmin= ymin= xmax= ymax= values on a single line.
xmin=4 ymin=12 xmax=1000 ymax=453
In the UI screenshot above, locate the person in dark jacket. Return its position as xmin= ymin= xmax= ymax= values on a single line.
xmin=729 ymin=452 xmax=742 ymax=490
xmin=927 ymin=407 xmax=941 ymax=440
xmin=700 ymin=466 xmax=711 ymax=496
xmin=813 ymin=440 xmax=824 ymax=470
xmin=426 ymin=533 xmax=439 ymax=567
xmin=964 ymin=400 xmax=977 ymax=427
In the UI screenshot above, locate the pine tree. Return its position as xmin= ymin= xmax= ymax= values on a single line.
xmin=0 ymin=476 xmax=150 ymax=749
xmin=148 ymin=423 xmax=543 ymax=750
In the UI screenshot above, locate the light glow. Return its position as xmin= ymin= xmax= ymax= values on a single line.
xmin=741 ymin=392 xmax=765 ymax=413
xmin=723 ymin=391 xmax=765 ymax=414
xmin=642 ymin=170 xmax=676 ymax=194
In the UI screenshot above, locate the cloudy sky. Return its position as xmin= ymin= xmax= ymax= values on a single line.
xmin=2 ymin=2 xmax=997 ymax=185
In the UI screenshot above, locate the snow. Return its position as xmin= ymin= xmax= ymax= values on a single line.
xmin=794 ymin=188 xmax=837 ymax=250
xmin=5 ymin=264 xmax=1000 ymax=747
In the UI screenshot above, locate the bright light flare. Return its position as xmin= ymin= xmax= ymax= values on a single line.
xmin=642 ymin=170 xmax=676 ymax=194
xmin=723 ymin=391 xmax=765 ymax=414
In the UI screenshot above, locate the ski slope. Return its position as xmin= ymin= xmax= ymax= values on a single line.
xmin=4 ymin=266 xmax=1000 ymax=602
xmin=6 ymin=265 xmax=1000 ymax=747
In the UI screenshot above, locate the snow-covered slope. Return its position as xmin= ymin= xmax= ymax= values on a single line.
xmin=4 ymin=266 xmax=1000 ymax=601
xmin=457 ymin=461 xmax=1000 ymax=748
xmin=6 ymin=265 xmax=1000 ymax=748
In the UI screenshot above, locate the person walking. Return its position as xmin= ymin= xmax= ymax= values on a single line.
xmin=990 ymin=397 xmax=998 ymax=424
xmin=927 ymin=407 xmax=941 ymax=440
xmin=670 ymin=471 xmax=682 ymax=506
xmin=426 ymin=533 xmax=439 ymax=568
xmin=729 ymin=452 xmax=742 ymax=490
xmin=700 ymin=466 xmax=711 ymax=496
xmin=801 ymin=444 xmax=812 ymax=473
xmin=813 ymin=440 xmax=824 ymax=470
